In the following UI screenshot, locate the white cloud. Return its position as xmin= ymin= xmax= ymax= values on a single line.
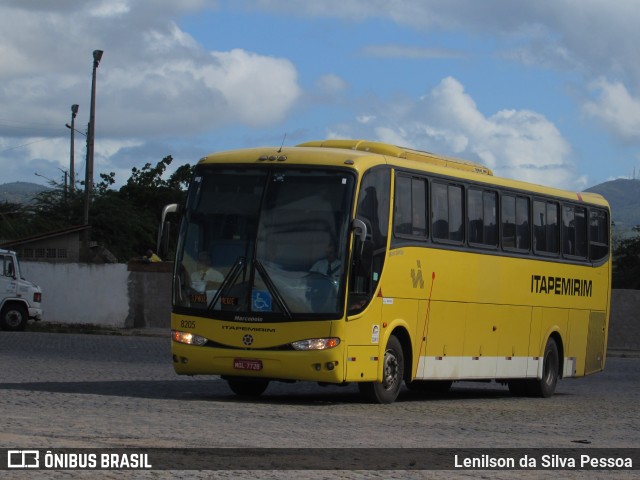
xmin=361 ymin=45 xmax=464 ymax=59
xmin=88 ymin=0 xmax=131 ymax=17
xmin=330 ymin=77 xmax=576 ymax=189
xmin=0 ymin=0 xmax=301 ymax=184
xmin=250 ymin=0 xmax=640 ymax=146
xmin=316 ymin=74 xmax=348 ymax=94
xmin=356 ymin=115 xmax=376 ymax=124
xmin=206 ymin=49 xmax=301 ymax=126
xmin=0 ymin=4 xmax=301 ymax=136
xmin=583 ymin=78 xmax=640 ymax=142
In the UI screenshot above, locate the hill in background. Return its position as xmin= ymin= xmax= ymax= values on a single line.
xmin=585 ymin=178 xmax=640 ymax=233
xmin=0 ymin=182 xmax=47 ymax=204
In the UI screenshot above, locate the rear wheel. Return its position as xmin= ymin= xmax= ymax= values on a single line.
xmin=527 ymin=337 xmax=560 ymax=398
xmin=226 ymin=378 xmax=270 ymax=397
xmin=0 ymin=304 xmax=28 ymax=331
xmin=359 ymin=335 xmax=404 ymax=404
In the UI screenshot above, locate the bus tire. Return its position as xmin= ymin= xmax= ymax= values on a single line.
xmin=0 ymin=303 xmax=28 ymax=331
xmin=358 ymin=335 xmax=404 ymax=404
xmin=226 ymin=378 xmax=269 ymax=397
xmin=406 ymin=380 xmax=452 ymax=396
xmin=527 ymin=337 xmax=560 ymax=398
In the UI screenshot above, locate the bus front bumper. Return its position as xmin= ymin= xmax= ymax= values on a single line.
xmin=172 ymin=341 xmax=346 ymax=383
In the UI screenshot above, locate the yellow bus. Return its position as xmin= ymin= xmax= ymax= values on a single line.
xmin=163 ymin=139 xmax=611 ymax=403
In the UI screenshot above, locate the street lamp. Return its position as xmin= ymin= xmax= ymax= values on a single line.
xmin=81 ymin=49 xmax=103 ymax=262
xmin=65 ymin=123 xmax=86 ymax=137
xmin=69 ymin=104 xmax=79 ymax=193
xmin=35 ymin=170 xmax=68 ymax=199
xmin=83 ymin=49 xmax=103 ymax=227
xmin=34 ymin=172 xmax=54 ymax=183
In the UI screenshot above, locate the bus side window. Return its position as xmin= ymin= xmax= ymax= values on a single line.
xmin=432 ymin=182 xmax=463 ymax=243
xmin=546 ymin=202 xmax=559 ymax=253
xmin=589 ymin=209 xmax=609 ymax=261
xmin=468 ymin=188 xmax=497 ymax=248
xmin=501 ymin=195 xmax=516 ymax=249
xmin=393 ymin=175 xmax=412 ymax=236
xmin=562 ymin=205 xmax=587 ymax=258
xmin=393 ymin=174 xmax=427 ymax=239
xmin=515 ymin=196 xmax=530 ymax=250
xmin=534 ymin=199 xmax=559 ymax=255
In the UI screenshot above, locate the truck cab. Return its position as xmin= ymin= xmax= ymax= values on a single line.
xmin=0 ymin=248 xmax=43 ymax=331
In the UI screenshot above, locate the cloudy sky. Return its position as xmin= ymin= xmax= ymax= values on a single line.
xmin=1 ymin=0 xmax=640 ymax=191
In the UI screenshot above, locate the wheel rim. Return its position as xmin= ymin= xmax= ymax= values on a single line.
xmin=4 ymin=309 xmax=23 ymax=328
xmin=543 ymin=348 xmax=558 ymax=386
xmin=382 ymin=348 xmax=399 ymax=391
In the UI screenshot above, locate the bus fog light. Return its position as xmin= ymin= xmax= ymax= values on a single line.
xmin=291 ymin=338 xmax=340 ymax=351
xmin=172 ymin=330 xmax=208 ymax=346
xmin=325 ymin=362 xmax=335 ymax=371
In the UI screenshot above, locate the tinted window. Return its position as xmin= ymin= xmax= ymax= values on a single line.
xmin=589 ymin=209 xmax=609 ymax=261
xmin=533 ymin=200 xmax=559 ymax=254
xmin=432 ymin=182 xmax=464 ymax=243
xmin=502 ymin=195 xmax=530 ymax=251
xmin=349 ymin=168 xmax=391 ymax=314
xmin=562 ymin=205 xmax=588 ymax=258
xmin=394 ymin=175 xmax=427 ymax=239
xmin=468 ymin=188 xmax=497 ymax=247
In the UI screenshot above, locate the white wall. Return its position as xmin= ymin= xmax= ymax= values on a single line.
xmin=20 ymin=262 xmax=129 ymax=327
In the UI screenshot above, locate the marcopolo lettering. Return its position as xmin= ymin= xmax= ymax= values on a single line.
xmin=531 ymin=275 xmax=592 ymax=297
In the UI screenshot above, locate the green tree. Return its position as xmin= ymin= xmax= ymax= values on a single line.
xmin=9 ymin=155 xmax=193 ymax=262
xmin=30 ymin=186 xmax=85 ymax=231
xmin=612 ymin=236 xmax=640 ymax=289
xmin=97 ymin=156 xmax=192 ymax=260
xmin=0 ymin=201 xmax=29 ymax=240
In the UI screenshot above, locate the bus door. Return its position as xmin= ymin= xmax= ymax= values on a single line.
xmin=345 ymin=167 xmax=390 ymax=382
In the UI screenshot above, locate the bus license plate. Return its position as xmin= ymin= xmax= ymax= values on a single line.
xmin=233 ymin=359 xmax=263 ymax=371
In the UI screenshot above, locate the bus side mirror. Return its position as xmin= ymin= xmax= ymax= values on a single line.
xmin=157 ymin=203 xmax=181 ymax=258
xmin=352 ymin=218 xmax=368 ymax=255
xmin=351 ymin=218 xmax=373 ymax=275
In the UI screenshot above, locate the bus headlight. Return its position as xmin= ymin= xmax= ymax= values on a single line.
xmin=291 ymin=338 xmax=340 ymax=351
xmin=172 ymin=330 xmax=208 ymax=346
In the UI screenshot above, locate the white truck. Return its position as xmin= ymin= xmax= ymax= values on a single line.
xmin=0 ymin=248 xmax=43 ymax=331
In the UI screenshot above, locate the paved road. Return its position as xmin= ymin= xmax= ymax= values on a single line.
xmin=0 ymin=331 xmax=638 ymax=479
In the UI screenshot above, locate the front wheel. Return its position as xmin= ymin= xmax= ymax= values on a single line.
xmin=359 ymin=335 xmax=404 ymax=404
xmin=0 ymin=304 xmax=28 ymax=331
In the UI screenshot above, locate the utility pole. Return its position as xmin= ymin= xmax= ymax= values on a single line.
xmin=69 ymin=104 xmax=78 ymax=193
xmin=82 ymin=49 xmax=103 ymax=262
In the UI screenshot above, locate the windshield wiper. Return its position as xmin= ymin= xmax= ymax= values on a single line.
xmin=254 ymin=260 xmax=292 ymax=319
xmin=208 ymin=256 xmax=245 ymax=310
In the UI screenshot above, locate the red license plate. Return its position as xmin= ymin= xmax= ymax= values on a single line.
xmin=233 ymin=359 xmax=263 ymax=371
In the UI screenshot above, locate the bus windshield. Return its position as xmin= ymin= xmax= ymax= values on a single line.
xmin=174 ymin=166 xmax=355 ymax=320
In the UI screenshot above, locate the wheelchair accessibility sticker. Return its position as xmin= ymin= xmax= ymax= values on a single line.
xmin=252 ymin=290 xmax=272 ymax=312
